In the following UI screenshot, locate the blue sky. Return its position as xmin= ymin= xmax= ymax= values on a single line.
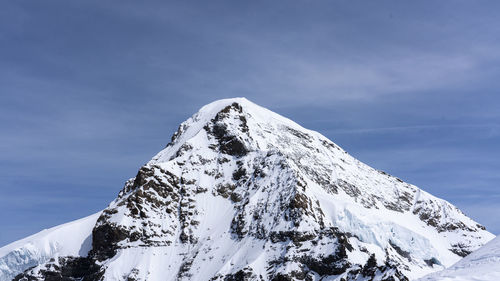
xmin=1 ymin=1 xmax=499 ymax=246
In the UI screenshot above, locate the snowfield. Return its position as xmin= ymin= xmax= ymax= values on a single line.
xmin=418 ymin=236 xmax=500 ymax=281
xmin=0 ymin=212 xmax=100 ymax=281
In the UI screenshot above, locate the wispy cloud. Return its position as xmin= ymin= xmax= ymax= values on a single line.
xmin=324 ymin=123 xmax=500 ymax=135
xmin=1 ymin=0 xmax=499 ymax=245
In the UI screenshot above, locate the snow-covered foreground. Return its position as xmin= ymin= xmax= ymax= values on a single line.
xmin=0 ymin=212 xmax=100 ymax=281
xmin=418 ymin=236 xmax=500 ymax=281
xmin=2 ymin=98 xmax=495 ymax=281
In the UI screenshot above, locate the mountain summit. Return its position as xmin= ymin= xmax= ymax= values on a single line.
xmin=3 ymin=98 xmax=494 ymax=281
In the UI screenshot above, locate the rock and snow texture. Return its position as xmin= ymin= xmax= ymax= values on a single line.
xmin=418 ymin=236 xmax=500 ymax=281
xmin=0 ymin=212 xmax=100 ymax=281
xmin=6 ymin=98 xmax=495 ymax=281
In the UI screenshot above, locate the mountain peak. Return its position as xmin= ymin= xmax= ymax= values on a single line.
xmin=4 ymin=98 xmax=494 ymax=281
xmin=185 ymin=97 xmax=296 ymax=127
xmin=150 ymin=97 xmax=312 ymax=164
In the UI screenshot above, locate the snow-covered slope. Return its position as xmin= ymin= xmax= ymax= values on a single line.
xmin=8 ymin=98 xmax=495 ymax=281
xmin=418 ymin=236 xmax=500 ymax=281
xmin=0 ymin=212 xmax=100 ymax=281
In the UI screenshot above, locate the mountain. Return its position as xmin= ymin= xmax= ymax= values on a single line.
xmin=3 ymin=98 xmax=494 ymax=281
xmin=418 ymin=236 xmax=500 ymax=281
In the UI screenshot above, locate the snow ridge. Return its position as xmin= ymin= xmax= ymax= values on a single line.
xmin=418 ymin=236 xmax=500 ymax=281
xmin=0 ymin=212 xmax=100 ymax=281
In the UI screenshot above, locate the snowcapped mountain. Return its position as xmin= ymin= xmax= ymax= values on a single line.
xmin=3 ymin=98 xmax=494 ymax=281
xmin=418 ymin=236 xmax=500 ymax=281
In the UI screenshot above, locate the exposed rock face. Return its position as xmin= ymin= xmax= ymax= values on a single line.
xmin=10 ymin=98 xmax=494 ymax=281
xmin=13 ymin=257 xmax=102 ymax=281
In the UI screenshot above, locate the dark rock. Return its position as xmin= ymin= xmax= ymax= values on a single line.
xmin=230 ymin=213 xmax=248 ymax=239
xmin=223 ymin=269 xmax=254 ymax=281
xmin=232 ymin=167 xmax=247 ymax=181
xmin=207 ymin=103 xmax=250 ymax=157
xmin=270 ymin=273 xmax=293 ymax=281
xmin=424 ymin=257 xmax=441 ymax=267
xmin=91 ymin=223 xmax=129 ymax=261
xmin=450 ymin=243 xmax=472 ymax=257
xmin=209 ymin=122 xmax=249 ymax=157
xmin=361 ymin=254 xmax=378 ymax=277
xmin=389 ymin=240 xmax=411 ymax=261
xmin=301 ymin=252 xmax=351 ymax=276
xmin=13 ymin=257 xmax=103 ymax=281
